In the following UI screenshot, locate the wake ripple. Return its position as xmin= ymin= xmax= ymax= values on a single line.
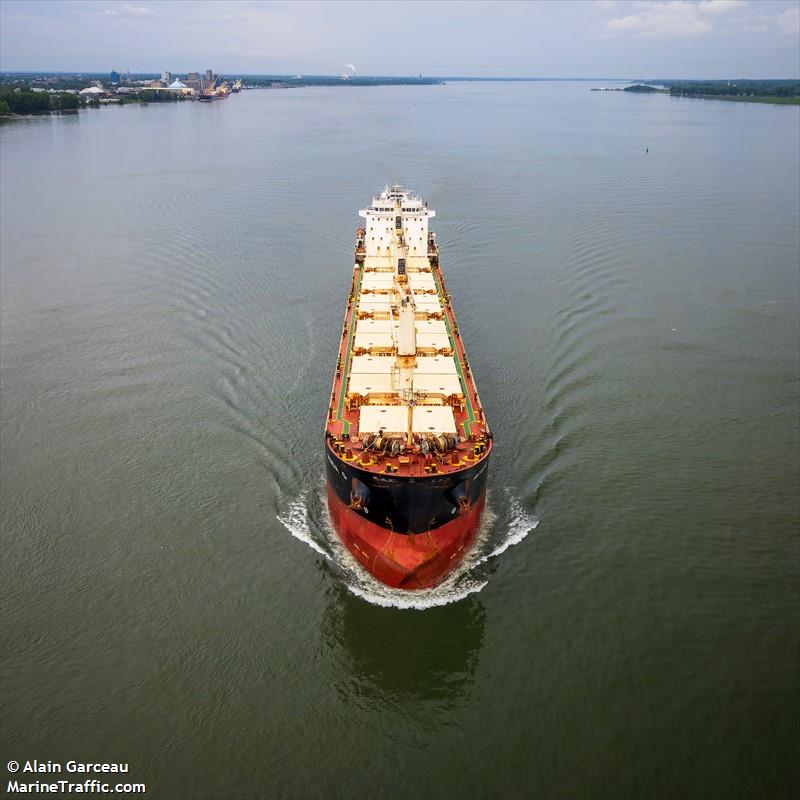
xmin=474 ymin=494 xmax=539 ymax=565
xmin=277 ymin=485 xmax=538 ymax=610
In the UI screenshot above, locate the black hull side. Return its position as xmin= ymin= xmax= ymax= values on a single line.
xmin=325 ymin=447 xmax=489 ymax=535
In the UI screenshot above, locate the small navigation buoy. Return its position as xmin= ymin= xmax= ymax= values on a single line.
xmin=646 ymin=147 xmax=649 ymax=153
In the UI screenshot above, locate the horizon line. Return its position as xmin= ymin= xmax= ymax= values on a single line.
xmin=2 ymin=71 xmax=799 ymax=81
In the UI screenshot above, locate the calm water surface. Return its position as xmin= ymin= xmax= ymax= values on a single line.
xmin=1 ymin=82 xmax=798 ymax=799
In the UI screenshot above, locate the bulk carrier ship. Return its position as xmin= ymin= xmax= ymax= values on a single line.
xmin=325 ymin=186 xmax=492 ymax=590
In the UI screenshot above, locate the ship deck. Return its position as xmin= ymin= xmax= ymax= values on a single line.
xmin=325 ymin=238 xmax=492 ymax=479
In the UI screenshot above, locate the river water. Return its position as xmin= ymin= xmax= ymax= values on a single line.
xmin=1 ymin=82 xmax=798 ymax=799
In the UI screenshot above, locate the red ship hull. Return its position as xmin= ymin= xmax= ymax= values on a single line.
xmin=327 ymin=484 xmax=486 ymax=590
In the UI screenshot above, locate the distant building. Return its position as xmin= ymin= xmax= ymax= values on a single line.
xmin=185 ymin=72 xmax=201 ymax=91
xmin=205 ymin=69 xmax=214 ymax=83
xmin=161 ymin=71 xmax=172 ymax=84
xmin=110 ymin=70 xmax=120 ymax=84
xmin=79 ymin=86 xmax=106 ymax=98
xmin=167 ymin=80 xmax=194 ymax=96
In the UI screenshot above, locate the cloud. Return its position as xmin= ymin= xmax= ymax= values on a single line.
xmin=697 ymin=0 xmax=745 ymax=14
xmin=122 ymin=4 xmax=155 ymax=15
xmin=594 ymin=0 xmax=618 ymax=9
xmin=103 ymin=3 xmax=155 ymax=17
xmin=603 ymin=0 xmax=746 ymax=38
xmin=605 ymin=2 xmax=712 ymax=37
xmin=775 ymin=7 xmax=799 ymax=35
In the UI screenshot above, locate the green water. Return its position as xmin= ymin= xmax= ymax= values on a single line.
xmin=1 ymin=82 xmax=798 ymax=799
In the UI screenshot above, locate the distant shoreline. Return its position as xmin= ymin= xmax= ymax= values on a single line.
xmin=3 ymin=74 xmax=798 ymax=118
xmin=593 ymin=82 xmax=800 ymax=106
xmin=670 ymin=93 xmax=799 ymax=105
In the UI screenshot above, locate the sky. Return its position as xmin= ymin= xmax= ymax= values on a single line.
xmin=1 ymin=0 xmax=798 ymax=78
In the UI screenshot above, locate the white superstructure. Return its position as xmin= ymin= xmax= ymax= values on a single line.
xmin=359 ymin=184 xmax=435 ymax=263
xmin=347 ymin=186 xmax=464 ymax=438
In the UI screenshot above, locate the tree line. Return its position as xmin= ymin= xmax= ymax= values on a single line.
xmin=136 ymin=89 xmax=182 ymax=103
xmin=661 ymin=80 xmax=800 ymax=99
xmin=0 ymin=87 xmax=80 ymax=114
